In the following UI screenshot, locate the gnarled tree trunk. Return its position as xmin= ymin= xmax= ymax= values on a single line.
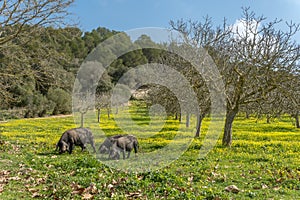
xmin=186 ymin=113 xmax=190 ymax=128
xmin=266 ymin=114 xmax=271 ymax=124
xmin=195 ymin=113 xmax=206 ymax=137
xmin=294 ymin=111 xmax=299 ymax=128
xmin=222 ymin=108 xmax=238 ymax=146
xmin=97 ymin=109 xmax=101 ymax=123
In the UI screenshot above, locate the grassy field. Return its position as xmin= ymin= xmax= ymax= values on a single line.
xmin=0 ymin=103 xmax=300 ymax=199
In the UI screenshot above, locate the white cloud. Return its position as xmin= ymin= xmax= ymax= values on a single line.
xmin=232 ymin=19 xmax=260 ymax=40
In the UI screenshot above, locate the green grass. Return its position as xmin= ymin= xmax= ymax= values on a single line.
xmin=0 ymin=103 xmax=300 ymax=199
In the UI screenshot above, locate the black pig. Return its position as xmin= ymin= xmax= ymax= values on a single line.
xmin=56 ymin=128 xmax=96 ymax=154
xmin=98 ymin=134 xmax=125 ymax=155
xmin=109 ymin=135 xmax=138 ymax=160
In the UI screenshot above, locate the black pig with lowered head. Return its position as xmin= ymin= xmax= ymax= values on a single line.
xmin=109 ymin=135 xmax=138 ymax=160
xmin=56 ymin=128 xmax=96 ymax=154
xmin=98 ymin=134 xmax=125 ymax=155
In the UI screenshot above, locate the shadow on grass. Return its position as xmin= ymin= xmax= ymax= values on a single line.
xmin=261 ymin=126 xmax=297 ymax=133
xmin=37 ymin=149 xmax=97 ymax=156
xmin=37 ymin=151 xmax=59 ymax=156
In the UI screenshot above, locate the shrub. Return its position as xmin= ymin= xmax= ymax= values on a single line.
xmin=24 ymin=92 xmax=54 ymax=118
xmin=47 ymin=87 xmax=71 ymax=115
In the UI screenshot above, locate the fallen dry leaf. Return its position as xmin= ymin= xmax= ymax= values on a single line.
xmin=8 ymin=176 xmax=21 ymax=181
xmin=31 ymin=192 xmax=41 ymax=198
xmin=262 ymin=184 xmax=268 ymax=189
xmin=188 ymin=176 xmax=194 ymax=183
xmin=71 ymin=187 xmax=85 ymax=195
xmin=36 ymin=177 xmax=46 ymax=184
xmin=0 ymin=170 xmax=12 ymax=193
xmin=224 ymin=185 xmax=241 ymax=193
xmin=84 ymin=183 xmax=98 ymax=194
xmin=125 ymin=191 xmax=143 ymax=198
xmin=82 ymin=193 xmax=93 ymax=200
xmin=0 ymin=184 xmax=4 ymax=193
xmin=273 ymin=186 xmax=280 ymax=191
xmin=19 ymin=164 xmax=25 ymax=168
xmin=0 ymin=170 xmax=10 ymax=176
xmin=28 ymin=188 xmax=39 ymax=193
xmin=71 ymin=182 xmax=85 ymax=195
xmin=71 ymin=182 xmax=81 ymax=190
xmin=70 ymin=170 xmax=76 ymax=176
xmin=107 ymin=184 xmax=114 ymax=190
xmin=0 ymin=177 xmax=8 ymax=184
xmin=276 ymin=178 xmax=283 ymax=183
xmin=112 ymin=179 xmax=118 ymax=185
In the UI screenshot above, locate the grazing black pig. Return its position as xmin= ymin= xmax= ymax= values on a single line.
xmin=56 ymin=128 xmax=96 ymax=154
xmin=98 ymin=134 xmax=125 ymax=155
xmin=109 ymin=135 xmax=138 ymax=160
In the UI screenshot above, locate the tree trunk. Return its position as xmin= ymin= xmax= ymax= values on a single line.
xmin=175 ymin=112 xmax=178 ymax=120
xmin=186 ymin=113 xmax=190 ymax=128
xmin=107 ymin=109 xmax=110 ymax=119
xmin=97 ymin=109 xmax=101 ymax=123
xmin=195 ymin=113 xmax=205 ymax=137
xmin=245 ymin=111 xmax=250 ymax=119
xmin=222 ymin=108 xmax=238 ymax=146
xmin=115 ymin=107 xmax=118 ymax=114
xmin=179 ymin=112 xmax=182 ymax=123
xmin=266 ymin=114 xmax=271 ymax=124
xmin=294 ymin=112 xmax=299 ymax=128
xmin=80 ymin=112 xmax=84 ymax=128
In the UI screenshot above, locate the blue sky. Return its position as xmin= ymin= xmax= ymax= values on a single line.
xmin=69 ymin=0 xmax=300 ymax=40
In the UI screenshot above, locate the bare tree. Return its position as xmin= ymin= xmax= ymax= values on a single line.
xmin=73 ymin=61 xmax=104 ymax=127
xmin=95 ymin=92 xmax=111 ymax=122
xmin=279 ymin=73 xmax=300 ymax=128
xmin=0 ymin=0 xmax=74 ymax=46
xmin=170 ymin=8 xmax=300 ymax=146
xmin=170 ymin=16 xmax=230 ymax=137
xmin=289 ymin=75 xmax=300 ymax=128
xmin=219 ymin=9 xmax=300 ymax=146
xmin=254 ymin=72 xmax=300 ymax=128
xmin=0 ymin=0 xmax=75 ymax=110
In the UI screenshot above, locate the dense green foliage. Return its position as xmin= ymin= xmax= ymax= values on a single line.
xmin=0 ymin=103 xmax=299 ymax=199
xmin=0 ymin=25 xmax=164 ymax=119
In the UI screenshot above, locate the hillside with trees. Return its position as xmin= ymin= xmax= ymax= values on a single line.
xmin=0 ymin=1 xmax=299 ymax=146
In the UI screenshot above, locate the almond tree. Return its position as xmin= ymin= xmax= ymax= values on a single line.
xmin=171 ymin=8 xmax=300 ymax=146
xmin=219 ymin=9 xmax=300 ymax=146
xmin=95 ymin=92 xmax=111 ymax=122
xmin=170 ymin=16 xmax=231 ymax=137
xmin=279 ymin=72 xmax=300 ymax=128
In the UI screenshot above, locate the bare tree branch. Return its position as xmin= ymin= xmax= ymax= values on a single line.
xmin=0 ymin=0 xmax=75 ymax=46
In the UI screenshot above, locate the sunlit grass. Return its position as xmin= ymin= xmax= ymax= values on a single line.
xmin=0 ymin=102 xmax=299 ymax=199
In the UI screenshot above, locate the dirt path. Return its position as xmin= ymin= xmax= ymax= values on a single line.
xmin=0 ymin=114 xmax=73 ymax=123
